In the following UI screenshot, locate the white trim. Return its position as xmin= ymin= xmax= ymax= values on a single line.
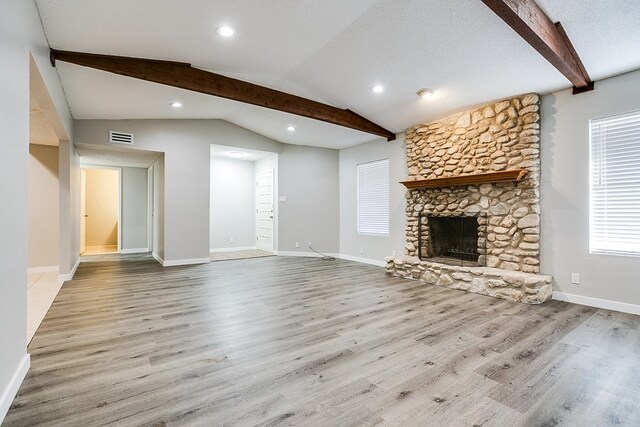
xmin=163 ymin=258 xmax=211 ymax=267
xmin=0 ymin=354 xmax=30 ymax=424
xmin=120 ymin=248 xmax=149 ymax=254
xmin=59 ymin=256 xmax=80 ymax=282
xmin=277 ymin=251 xmax=340 ymax=258
xmin=210 ymin=246 xmax=257 ymax=253
xmin=553 ymin=292 xmax=640 ymax=316
xmin=118 ymin=167 xmax=122 ymax=254
xmin=152 ymin=251 xmax=164 ymax=266
xmin=27 ymin=266 xmax=58 ymax=274
xmin=338 ymin=254 xmax=386 ymax=267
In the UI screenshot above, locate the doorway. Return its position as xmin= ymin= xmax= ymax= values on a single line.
xmin=209 ymin=145 xmax=277 ymax=260
xmin=27 ymin=55 xmax=69 ymax=344
xmin=81 ymin=167 xmax=120 ymax=255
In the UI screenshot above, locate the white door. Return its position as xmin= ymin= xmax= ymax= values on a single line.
xmin=256 ymin=170 xmax=274 ymax=252
xmin=80 ymin=169 xmax=86 ymax=254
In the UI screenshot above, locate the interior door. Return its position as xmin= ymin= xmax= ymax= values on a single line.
xmin=256 ymin=170 xmax=274 ymax=252
xmin=80 ymin=169 xmax=86 ymax=254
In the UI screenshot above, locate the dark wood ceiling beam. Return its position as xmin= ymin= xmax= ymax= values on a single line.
xmin=481 ymin=0 xmax=594 ymax=93
xmin=50 ymin=49 xmax=396 ymax=141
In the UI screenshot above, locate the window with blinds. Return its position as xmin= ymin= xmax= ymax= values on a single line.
xmin=357 ymin=159 xmax=389 ymax=236
xmin=589 ymin=110 xmax=640 ymax=256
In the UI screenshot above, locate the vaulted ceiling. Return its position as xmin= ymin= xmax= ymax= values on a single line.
xmin=35 ymin=0 xmax=640 ymax=149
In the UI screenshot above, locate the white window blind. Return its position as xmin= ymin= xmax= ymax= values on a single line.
xmin=357 ymin=159 xmax=389 ymax=236
xmin=590 ymin=110 xmax=640 ymax=256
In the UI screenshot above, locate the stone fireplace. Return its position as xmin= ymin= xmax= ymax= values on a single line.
xmin=386 ymin=93 xmax=552 ymax=304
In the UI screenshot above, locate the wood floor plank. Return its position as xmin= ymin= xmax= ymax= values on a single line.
xmin=5 ymin=254 xmax=640 ymax=426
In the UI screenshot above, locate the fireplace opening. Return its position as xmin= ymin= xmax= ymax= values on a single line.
xmin=418 ymin=214 xmax=486 ymax=266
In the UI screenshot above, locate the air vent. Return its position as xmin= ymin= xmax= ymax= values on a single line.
xmin=109 ymin=131 xmax=134 ymax=145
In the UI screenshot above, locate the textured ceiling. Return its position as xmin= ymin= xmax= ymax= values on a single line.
xmin=36 ymin=0 xmax=640 ymax=149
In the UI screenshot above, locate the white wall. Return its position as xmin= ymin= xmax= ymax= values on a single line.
xmin=541 ymin=69 xmax=640 ymax=310
xmin=28 ymin=145 xmax=59 ymax=269
xmin=59 ymin=141 xmax=80 ymax=280
xmin=0 ymin=0 xmax=73 ymax=421
xmin=210 ymin=157 xmax=256 ymax=250
xmin=74 ymin=120 xmax=281 ymax=264
xmin=339 ymin=136 xmax=407 ymax=264
xmin=152 ymin=156 xmax=165 ymax=261
xmin=121 ymin=167 xmax=148 ymax=251
xmin=278 ymin=144 xmax=339 ymax=254
xmin=75 ymin=120 xmax=344 ymax=261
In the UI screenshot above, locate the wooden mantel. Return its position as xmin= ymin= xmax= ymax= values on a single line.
xmin=400 ymin=169 xmax=527 ymax=189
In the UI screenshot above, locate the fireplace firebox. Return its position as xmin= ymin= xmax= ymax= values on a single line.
xmin=418 ymin=213 xmax=486 ymax=266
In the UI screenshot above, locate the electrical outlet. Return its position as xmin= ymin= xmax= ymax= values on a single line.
xmin=295 ymin=242 xmax=300 ymax=248
xmin=359 ymin=247 xmax=364 ymax=254
xmin=229 ymin=237 xmax=234 ymax=244
xmin=571 ymin=272 xmax=580 ymax=284
xmin=307 ymin=242 xmax=312 ymax=248
xmin=391 ymin=250 xmax=396 ymax=257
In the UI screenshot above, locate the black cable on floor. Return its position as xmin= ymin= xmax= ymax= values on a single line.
xmin=308 ymin=245 xmax=335 ymax=261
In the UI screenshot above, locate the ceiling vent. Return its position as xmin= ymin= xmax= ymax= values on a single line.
xmin=109 ymin=131 xmax=134 ymax=145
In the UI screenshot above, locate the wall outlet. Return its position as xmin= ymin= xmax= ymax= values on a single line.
xmin=571 ymin=272 xmax=580 ymax=284
xmin=295 ymin=242 xmax=300 ymax=248
xmin=359 ymin=247 xmax=364 ymax=254
xmin=392 ymin=250 xmax=396 ymax=257
xmin=229 ymin=237 xmax=234 ymax=244
xmin=307 ymin=242 xmax=312 ymax=248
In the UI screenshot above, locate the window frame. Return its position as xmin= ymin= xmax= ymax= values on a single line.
xmin=588 ymin=109 xmax=640 ymax=257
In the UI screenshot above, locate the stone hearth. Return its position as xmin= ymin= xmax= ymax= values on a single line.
xmin=387 ymin=93 xmax=552 ymax=304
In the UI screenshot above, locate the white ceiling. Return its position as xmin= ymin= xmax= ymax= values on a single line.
xmin=76 ymin=143 xmax=162 ymax=168
xmin=210 ymin=144 xmax=275 ymax=162
xmin=36 ymin=0 xmax=640 ymax=149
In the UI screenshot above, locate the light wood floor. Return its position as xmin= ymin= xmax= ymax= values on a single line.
xmin=6 ymin=255 xmax=640 ymax=426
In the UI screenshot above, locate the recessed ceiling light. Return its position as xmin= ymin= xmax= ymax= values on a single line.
xmin=216 ymin=25 xmax=236 ymax=37
xmin=372 ymin=85 xmax=384 ymax=94
xmin=170 ymin=101 xmax=182 ymax=108
xmin=226 ymin=151 xmax=248 ymax=158
xmin=287 ymin=125 xmax=295 ymax=132
xmin=417 ymin=88 xmax=434 ymax=99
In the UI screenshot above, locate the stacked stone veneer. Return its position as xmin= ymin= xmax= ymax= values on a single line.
xmin=386 ymin=93 xmax=553 ymax=304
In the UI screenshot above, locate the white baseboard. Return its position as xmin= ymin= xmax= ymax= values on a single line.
xmin=0 ymin=354 xmax=30 ymax=424
xmin=210 ymin=246 xmax=257 ymax=253
xmin=59 ymin=257 xmax=80 ymax=282
xmin=120 ymin=248 xmax=149 ymax=254
xmin=277 ymin=251 xmax=340 ymax=258
xmin=27 ymin=266 xmax=58 ymax=274
xmin=553 ymin=292 xmax=640 ymax=316
xmin=162 ymin=257 xmax=211 ymax=267
xmin=152 ymin=252 xmax=164 ymax=265
xmin=338 ymin=254 xmax=386 ymax=267
xmin=276 ymin=251 xmax=386 ymax=267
